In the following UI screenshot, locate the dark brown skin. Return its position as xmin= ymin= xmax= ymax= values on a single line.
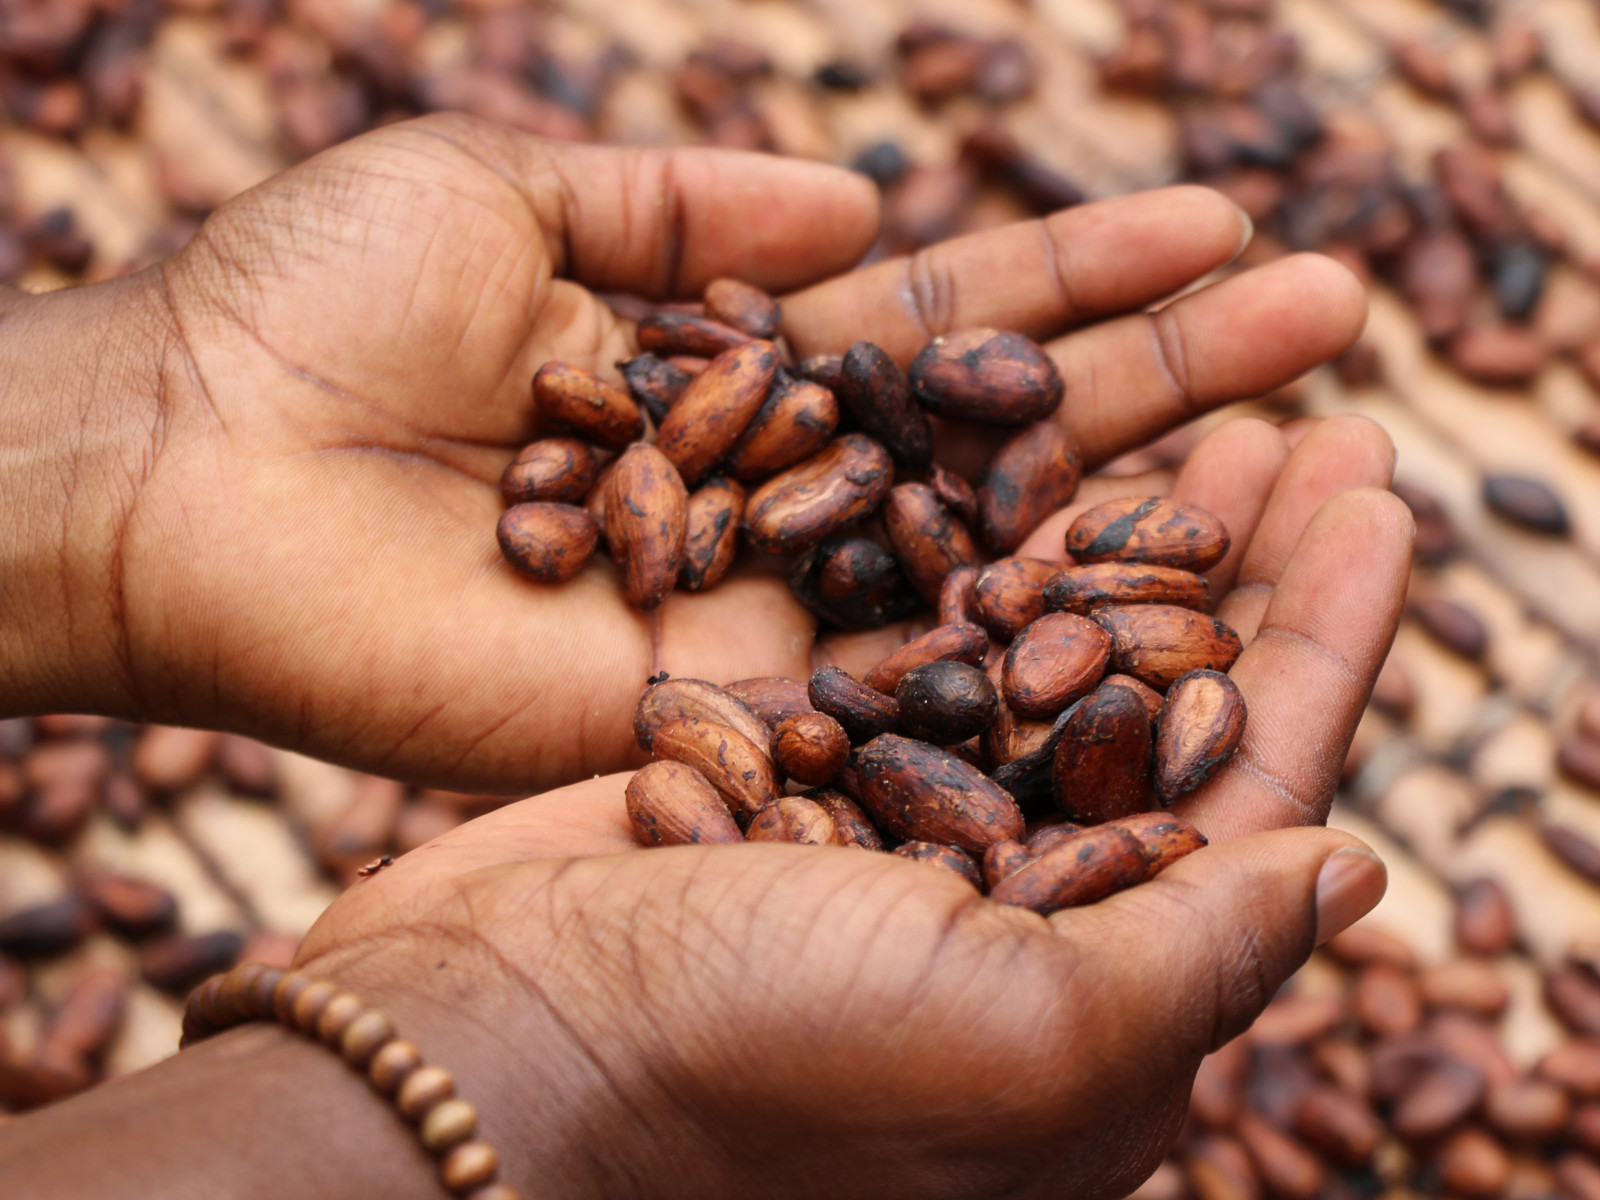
xmin=806 ymin=787 xmax=885 ymax=850
xmin=680 ymin=477 xmax=746 ymax=592
xmin=651 ymin=717 xmax=781 ymax=820
xmin=605 ymin=444 xmax=689 ymax=610
xmin=771 ymin=712 xmax=851 ymax=785
xmin=1002 ymin=612 xmax=1112 ymax=719
xmin=909 ymin=327 xmax=1064 ymax=425
xmin=618 ymin=353 xmax=693 ymax=425
xmin=626 ymin=760 xmax=744 ymax=847
xmin=808 ymin=666 xmax=903 ymax=743
xmin=496 ymin=502 xmax=600 ymax=583
xmin=743 ymin=434 xmax=894 ymax=554
xmin=939 ymin=563 xmax=981 ymax=626
xmin=1043 ymin=563 xmax=1209 ymax=615
xmin=632 ymin=677 xmax=772 ymax=754
xmin=532 ymin=361 xmax=645 ymax=451
xmin=895 ymin=661 xmax=999 ymax=745
xmin=974 ymin=557 xmax=1058 ymax=641
xmin=635 ymin=311 xmax=752 ymax=357
xmin=726 ymin=677 xmax=814 ymax=730
xmin=724 ymin=374 xmax=839 ymax=481
xmin=893 ymin=841 xmax=983 ymax=888
xmin=863 ymin=622 xmax=989 ymax=694
xmin=1065 ymin=497 xmax=1231 ymax=572
xmin=839 ymin=341 xmax=934 ymax=470
xmin=978 ymin=422 xmax=1082 ymax=554
xmin=704 ymin=277 xmax=782 ymax=339
xmin=1155 ymin=670 xmax=1247 ymax=805
xmin=788 ymin=537 xmax=918 ymax=631
xmin=501 ymin=437 xmax=598 ymax=505
xmin=1095 ymin=605 xmax=1244 ymax=691
xmin=655 ymin=340 xmax=778 ymax=486
xmin=883 ymin=482 xmax=980 ymax=604
xmin=855 ymin=733 xmax=1025 ymax=852
xmin=1053 ymin=680 xmax=1155 ymax=825
xmin=746 ymin=796 xmax=836 ymax=844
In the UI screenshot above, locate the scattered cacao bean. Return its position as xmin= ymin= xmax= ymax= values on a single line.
xmin=894 ymin=661 xmax=998 ymax=745
xmin=1066 ymin=497 xmax=1230 ymax=572
xmin=625 ymin=760 xmax=743 ymax=847
xmin=908 ymin=327 xmax=1063 ymax=425
xmin=976 ymin=422 xmax=1082 ymax=554
xmin=498 ymin=503 xmax=600 ymax=583
xmin=501 ymin=438 xmax=597 ymax=505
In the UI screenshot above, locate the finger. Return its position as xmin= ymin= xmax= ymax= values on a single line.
xmin=1215 ymin=414 xmax=1396 ymax=641
xmin=782 ymin=186 xmax=1250 ymax=360
xmin=1168 ymin=419 xmax=1292 ymax=601
xmin=1051 ymin=254 xmax=1367 ymax=468
xmin=1041 ymin=828 xmax=1385 ymax=1111
xmin=463 ymin=122 xmax=883 ymax=297
xmin=1174 ymin=488 xmax=1414 ymax=838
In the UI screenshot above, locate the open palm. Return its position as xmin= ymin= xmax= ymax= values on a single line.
xmin=111 ymin=113 xmax=1369 ymax=794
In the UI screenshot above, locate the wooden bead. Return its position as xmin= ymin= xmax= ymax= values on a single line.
xmin=315 ymin=992 xmax=364 ymax=1045
xmin=219 ymin=964 xmax=268 ymax=1020
xmin=465 ymin=1186 xmax=520 ymax=1200
xmin=290 ymin=980 xmax=337 ymax=1034
xmin=397 ymin=1065 xmax=455 ymax=1120
xmin=369 ymin=1038 xmax=422 ymax=1094
xmin=243 ymin=966 xmax=286 ymax=1019
xmin=272 ymin=972 xmax=313 ymax=1024
xmin=441 ymin=1141 xmax=499 ymax=1194
xmin=340 ymin=1008 xmax=394 ymax=1067
xmin=421 ymin=1098 xmax=478 ymax=1152
xmin=196 ymin=976 xmax=232 ymax=1027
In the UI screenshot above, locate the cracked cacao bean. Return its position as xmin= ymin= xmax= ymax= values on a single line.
xmin=771 ymin=712 xmax=850 ymax=785
xmin=894 ymin=661 xmax=998 ymax=745
xmin=893 ymin=841 xmax=982 ymax=887
xmin=1002 ymin=612 xmax=1112 ymax=719
xmin=939 ymin=563 xmax=981 ymax=626
xmin=974 ymin=556 xmax=1057 ymax=641
xmin=746 ymin=796 xmax=835 ymax=844
xmin=636 ymin=312 xmax=751 ymax=358
xmin=604 ymin=444 xmax=688 ymax=610
xmin=1155 ymin=669 xmax=1247 ymax=804
xmin=908 ymin=327 xmax=1064 ymax=424
xmin=626 ymin=760 xmax=743 ymax=847
xmin=501 ymin=437 xmax=597 ymax=505
xmin=855 ymin=733 xmax=1025 ymax=852
xmin=743 ymin=434 xmax=895 ymax=554
xmin=988 ymin=702 xmax=1081 ymax=813
xmin=977 ymin=421 xmax=1083 ymax=554
xmin=680 ymin=477 xmax=745 ymax=592
xmin=650 ymin=717 xmax=781 ymax=820
xmin=724 ymin=373 xmax=838 ymax=481
xmin=788 ymin=537 xmax=918 ymax=630
xmin=633 ymin=677 xmax=772 ymax=753
xmin=988 ymin=811 xmax=1205 ymax=914
xmin=838 ymin=341 xmax=933 ymax=469
xmin=656 ymin=340 xmax=778 ymax=487
xmin=532 ymin=361 xmax=643 ymax=451
xmin=1043 ymin=562 xmax=1210 ymax=615
xmin=1096 ymin=604 xmax=1243 ymax=690
xmin=726 ymin=677 xmax=814 ymax=730
xmin=863 ymin=621 xmax=989 ymax=694
xmin=807 ymin=787 xmax=885 ymax=850
xmin=618 ymin=353 xmax=692 ymax=425
xmin=703 ymin=277 xmax=781 ymax=339
xmin=1053 ymin=679 xmax=1155 ymax=824
xmin=1065 ymin=496 xmax=1230 ymax=572
xmin=808 ymin=665 xmax=902 ymax=742
xmin=882 ymin=481 xmax=979 ymax=603
xmin=498 ymin=502 xmax=600 ymax=583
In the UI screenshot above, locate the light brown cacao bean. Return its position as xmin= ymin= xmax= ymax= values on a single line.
xmin=605 ymin=444 xmax=688 ymax=609
xmin=532 ymin=361 xmax=643 ymax=450
xmin=501 ymin=437 xmax=597 ymax=505
xmin=650 ymin=717 xmax=781 ymax=819
xmin=625 ymin=761 xmax=743 ymax=847
xmin=498 ymin=503 xmax=600 ymax=583
xmin=743 ymin=435 xmax=894 ymax=554
xmin=1002 ymin=611 xmax=1111 ymax=718
xmin=1065 ymin=497 xmax=1230 ymax=572
xmin=1096 ymin=605 xmax=1243 ymax=690
xmin=655 ymin=340 xmax=778 ymax=487
xmin=680 ymin=477 xmax=745 ymax=592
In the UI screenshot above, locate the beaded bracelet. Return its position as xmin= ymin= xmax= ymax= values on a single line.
xmin=182 ymin=963 xmax=519 ymax=1200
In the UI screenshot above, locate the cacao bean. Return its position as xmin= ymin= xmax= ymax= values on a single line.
xmin=1106 ymin=673 xmax=1164 ymax=721
xmin=894 ymin=661 xmax=998 ymax=745
xmin=501 ymin=437 xmax=597 ymax=505
xmin=988 ymin=812 xmax=1205 ymax=914
xmin=140 ymin=930 xmax=245 ymax=992
xmin=1096 ymin=605 xmax=1244 ymax=690
xmin=40 ymin=963 xmax=126 ymax=1062
xmin=725 ymin=677 xmax=814 ymax=730
xmin=1392 ymin=1057 xmax=1486 ymax=1140
xmin=1186 ymin=1134 xmax=1262 ymax=1200
xmin=498 ymin=503 xmax=600 ymax=583
xmin=973 ymin=556 xmax=1057 ymax=641
xmin=807 ymin=787 xmax=884 ymax=850
xmin=1024 ymin=821 xmax=1085 ymax=856
xmin=1547 ymin=963 xmax=1600 ymax=1036
xmin=1053 ymin=678 xmax=1154 ymax=824
xmin=1065 ymin=497 xmax=1230 ymax=572
xmin=1354 ymin=962 xmax=1424 ymax=1038
xmin=636 ymin=312 xmax=751 ymax=358
xmin=680 ymin=477 xmax=745 ymax=592
xmin=1002 ymin=611 xmax=1112 ymax=719
xmin=982 ymin=839 xmax=1030 ymax=890
xmin=1454 ymin=877 xmax=1516 ymax=955
xmin=532 ymin=361 xmax=643 ymax=450
xmin=1043 ymin=562 xmax=1210 ymax=615
xmin=1154 ymin=669 xmax=1247 ymax=803
xmin=808 ymin=665 xmax=902 ymax=743
xmin=854 ymin=733 xmax=1025 ymax=852
xmin=1448 ymin=324 xmax=1547 ymax=386
xmin=908 ymin=327 xmax=1063 ymax=425
xmin=988 ymin=702 xmax=1082 ymax=813
xmin=796 ymin=354 xmax=844 ymax=392
xmin=746 ymin=796 xmax=835 ymax=844
xmin=893 ymin=841 xmax=982 ymax=887
xmin=743 ymin=435 xmax=894 ymax=555
xmin=0 ymin=896 xmax=97 ymax=957
xmin=605 ymin=443 xmax=688 ymax=609
xmin=1291 ymin=1086 xmax=1382 ymax=1166
xmin=625 ymin=760 xmax=743 ymax=847
xmin=1235 ymin=1113 xmax=1324 ymax=1200
xmin=930 ymin=466 xmax=978 ymax=526
xmin=882 ymin=482 xmax=979 ymax=603
xmin=771 ymin=712 xmax=850 ymax=785
xmin=938 ymin=563 xmax=981 ymax=626
xmin=1540 ymin=1039 xmax=1600 ymax=1097
xmin=977 ymin=421 xmax=1082 ymax=554
xmin=618 ymin=353 xmax=692 ymax=425
xmin=1435 ymin=1126 xmax=1511 ymax=1197
xmin=78 ymin=872 xmax=177 ymax=937
xmin=1483 ymin=473 xmax=1570 ymax=535
xmin=651 ymin=717 xmax=781 ymax=819
xmin=724 ymin=374 xmax=838 ymax=481
xmin=1483 ymin=1078 xmax=1571 ymax=1143
xmin=864 ymin=622 xmax=988 ymax=694
xmin=838 ymin=341 xmax=933 ymax=469
xmin=703 ymin=278 xmax=780 ymax=339
xmin=1324 ymin=925 xmax=1418 ymax=969
xmin=633 ymin=677 xmax=771 ymax=753
xmin=1543 ymin=824 xmax=1600 ymax=883
xmin=1419 ymin=960 xmax=1511 ymax=1016
xmin=656 ymin=340 xmax=778 ymax=487
xmin=788 ymin=537 xmax=919 ymax=631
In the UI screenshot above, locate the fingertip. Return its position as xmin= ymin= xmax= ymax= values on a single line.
xmin=1314 ymin=844 xmax=1388 ymax=945
xmin=1283 ymin=251 xmax=1369 ymax=357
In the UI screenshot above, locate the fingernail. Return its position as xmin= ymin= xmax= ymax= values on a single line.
xmin=1229 ymin=201 xmax=1255 ymax=262
xmin=1314 ymin=847 xmax=1387 ymax=945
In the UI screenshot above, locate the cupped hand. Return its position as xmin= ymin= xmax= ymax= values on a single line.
xmin=84 ymin=113 xmax=1363 ymax=792
xmin=290 ymin=421 xmax=1412 ymax=1199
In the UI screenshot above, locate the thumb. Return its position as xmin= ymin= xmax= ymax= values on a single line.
xmin=1051 ymin=827 xmax=1386 ymax=1101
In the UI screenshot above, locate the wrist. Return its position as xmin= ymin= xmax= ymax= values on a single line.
xmin=0 ymin=274 xmax=177 ymax=718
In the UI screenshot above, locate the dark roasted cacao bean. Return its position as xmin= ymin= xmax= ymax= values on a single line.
xmin=788 ymin=537 xmax=918 ymax=630
xmin=809 ymin=666 xmax=902 ymax=743
xmin=908 ymin=327 xmax=1063 ymax=424
xmin=894 ymin=661 xmax=998 ymax=745
xmin=977 ymin=422 xmax=1082 ymax=554
xmin=140 ymin=930 xmax=245 ymax=992
xmin=1482 ymin=473 xmax=1571 ymax=535
xmin=1053 ymin=679 xmax=1154 ymax=824
xmin=796 ymin=354 xmax=845 ymax=392
xmin=1066 ymin=497 xmax=1230 ymax=572
xmin=618 ymin=353 xmax=692 ymax=425
xmin=501 ymin=437 xmax=597 ymax=505
xmin=838 ymin=341 xmax=933 ymax=469
xmin=744 ymin=435 xmax=894 ymax=554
